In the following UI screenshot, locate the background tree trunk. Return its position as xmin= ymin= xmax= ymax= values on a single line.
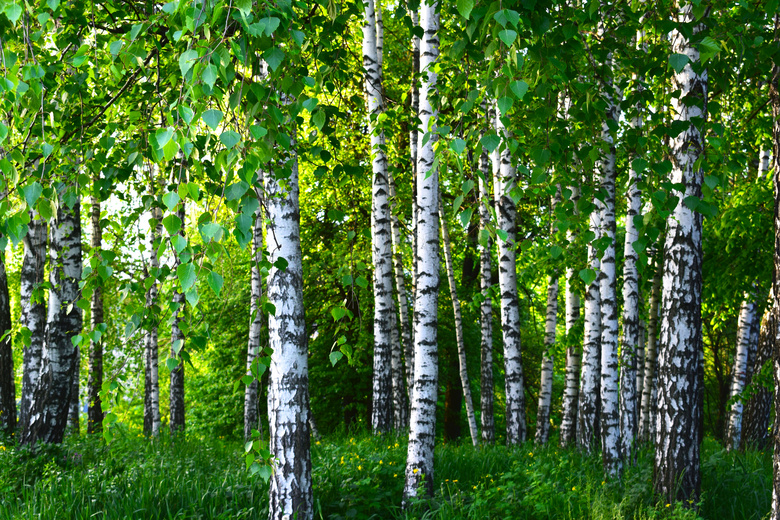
xmin=727 ymin=295 xmax=758 ymax=451
xmin=87 ymin=187 xmax=104 ymax=434
xmin=478 ymin=146 xmax=495 ymax=445
xmin=170 ymin=201 xmax=186 ymax=436
xmin=560 ymin=185 xmax=581 ymax=448
xmin=244 ymin=203 xmax=263 ymax=442
xmin=0 ymin=246 xmax=15 ymax=436
xmin=639 ymin=254 xmax=662 ymax=443
xmin=144 ymin=205 xmax=162 ymax=437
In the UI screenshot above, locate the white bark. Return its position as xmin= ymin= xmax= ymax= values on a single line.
xmin=577 ymin=202 xmax=601 ymax=453
xmin=639 ymin=255 xmax=662 ymax=443
xmin=245 ymin=203 xmax=264 ymax=442
xmin=560 ymin=186 xmax=581 ymax=448
xmin=266 ymin=134 xmax=313 ymax=520
xmin=169 ymin=202 xmax=186 ymax=435
xmin=535 ymin=273 xmax=559 ymax=446
xmin=439 ymin=197 xmax=478 ymax=446
xmin=654 ymin=4 xmax=706 ymax=504
xmin=20 ymin=214 xmax=47 ymax=433
xmin=144 ymin=205 xmax=162 ymax=437
xmin=478 ymin=147 xmax=495 ymax=445
xmin=726 ymin=295 xmax=757 ymax=451
xmin=404 ymin=0 xmax=439 ymax=502
xmin=494 ymin=104 xmax=526 ymax=446
xmin=364 ymin=0 xmax=396 ymax=434
xmin=87 ymin=191 xmax=104 ymax=434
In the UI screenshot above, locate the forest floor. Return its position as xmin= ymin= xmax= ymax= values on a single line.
xmin=0 ymin=429 xmax=771 ymax=519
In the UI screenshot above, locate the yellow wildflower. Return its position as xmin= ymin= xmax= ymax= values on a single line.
xmin=379 ymin=460 xmax=383 ymax=464
xmin=413 ymin=468 xmax=418 ymax=474
xmin=572 ymin=487 xmax=576 ymax=491
xmin=358 ymin=465 xmax=362 ymax=471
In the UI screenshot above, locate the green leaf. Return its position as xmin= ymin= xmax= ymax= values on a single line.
xmin=207 ymin=271 xmax=223 ymax=296
xmin=235 ymin=0 xmax=251 ymax=16
xmin=163 ymin=214 xmax=182 ymax=235
xmin=178 ymin=105 xmax=195 ymax=124
xmin=312 ymin=110 xmax=326 ymax=131
xmin=225 ymin=181 xmax=249 ymax=201
xmin=631 ymin=157 xmax=649 ymax=174
xmin=177 ymin=262 xmax=197 ymax=291
xmin=172 ymin=339 xmax=184 ymax=355
xmin=579 ymin=268 xmax=596 ymax=286
xmin=179 ymin=49 xmax=198 ymax=77
xmin=202 ymin=110 xmax=223 ymax=131
xmin=459 ymin=208 xmax=473 ymax=228
xmin=499 ymin=29 xmax=517 ymax=47
xmin=481 ymin=133 xmax=500 ymax=153
xmin=457 ymin=0 xmax=474 ymax=19
xmin=510 ymin=80 xmax=529 ymax=100
xmin=220 ymin=131 xmax=241 ymax=149
xmin=22 ymin=182 xmax=43 ymax=207
xmin=202 ymin=64 xmax=217 ymax=89
xmin=264 ymin=48 xmax=285 ymax=71
xmin=329 ymin=351 xmax=344 ymax=366
xmin=163 ymin=191 xmax=181 ymax=211
xmin=166 ymin=357 xmax=180 ymax=371
xmin=669 ymin=53 xmax=690 ymax=74
xmin=699 ymin=36 xmax=720 ymax=62
xmin=260 ymin=16 xmax=280 ymax=36
xmin=0 ymin=122 xmax=7 ymax=143
xmin=171 ymin=234 xmax=187 ymax=253
xmin=250 ymin=125 xmax=268 ymax=139
xmin=42 ymin=142 xmax=53 ymax=157
xmin=550 ymin=245 xmax=563 ymax=259
xmin=155 ymin=127 xmax=174 ymax=148
xmin=496 ymin=229 xmax=508 ymax=242
xmin=704 ymin=175 xmax=719 ymax=190
xmin=497 ymin=96 xmax=513 ymax=115
xmin=331 ymin=307 xmax=346 ymax=321
xmin=200 ymin=222 xmax=223 ymax=242
xmin=4 ymin=4 xmax=22 ymax=25
xmin=450 ymin=138 xmax=466 ymax=155
xmin=355 ymin=276 xmax=368 ymax=289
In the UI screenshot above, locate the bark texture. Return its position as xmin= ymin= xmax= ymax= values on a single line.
xmin=478 ymin=148 xmax=495 ymax=445
xmin=494 ymin=104 xmax=526 ymax=446
xmin=0 ymin=246 xmax=14 ymax=436
xmin=560 ymin=186 xmax=581 ymax=448
xmin=245 ymin=204 xmax=263 ymax=442
xmin=87 ymin=192 xmax=104 ymax=434
xmin=364 ymin=0 xmax=395 ymax=434
xmin=20 ymin=215 xmax=47 ymax=433
xmin=170 ymin=202 xmax=186 ymax=436
xmin=21 ymin=199 xmax=83 ymax=445
xmin=770 ymin=13 xmax=780 ymax=520
xmin=266 ymin=133 xmax=313 ymax=520
xmin=639 ymin=256 xmax=662 ymax=443
xmin=389 ymin=169 xmax=410 ymax=432
xmin=144 ymin=205 xmax=162 ymax=437
xmin=535 ymin=274 xmax=558 ymax=446
xmin=404 ymin=0 xmax=439 ymax=502
xmin=742 ymin=305 xmax=774 ymax=449
xmin=727 ymin=296 xmax=757 ymax=451
xmin=654 ymin=5 xmax=706 ymax=504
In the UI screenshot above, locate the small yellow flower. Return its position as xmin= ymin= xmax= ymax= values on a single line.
xmin=340 ymin=456 xmax=344 ymax=465
xmin=394 ymin=442 xmax=399 ymax=448
xmin=358 ymin=465 xmax=362 ymax=471
xmin=473 ymin=486 xmax=477 ymax=490
xmin=379 ymin=460 xmax=383 ymax=464
xmin=0 ymin=446 xmax=5 ymax=451
xmin=601 ymin=481 xmax=605 ymax=486
xmin=413 ymin=468 xmax=418 ymax=474
xmin=572 ymin=486 xmax=576 ymax=491
xmin=453 ymin=480 xmax=458 ymax=483
xmin=315 ymin=441 xmax=321 ymax=445
xmin=394 ymin=473 xmax=398 ymax=477
xmin=529 ymin=452 xmax=533 ymax=456
xmin=666 ymin=504 xmax=671 ymax=508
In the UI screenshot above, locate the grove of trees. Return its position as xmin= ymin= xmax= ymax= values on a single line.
xmin=0 ymin=0 xmax=779 ymax=518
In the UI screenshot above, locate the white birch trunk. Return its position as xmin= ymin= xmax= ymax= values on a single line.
xmin=494 ymin=105 xmax=526 ymax=446
xmin=407 ymin=8 xmax=421 ymax=402
xmin=770 ymin=13 xmax=780 ymax=520
xmin=727 ymin=295 xmax=757 ymax=451
xmin=364 ymin=0 xmax=396 ymax=434
xmin=21 ymin=198 xmax=83 ymax=446
xmin=404 ymin=0 xmax=439 ymax=501
xmin=639 ymin=255 xmax=662 ymax=443
xmin=478 ymin=147 xmax=495 ymax=445
xmin=577 ymin=203 xmax=602 ymax=453
xmin=654 ymin=4 xmax=706 ymax=504
xmin=439 ymin=198 xmax=478 ymax=446
xmin=87 ymin=191 xmax=104 ymax=434
xmin=266 ymin=134 xmax=313 ymax=520
xmin=170 ymin=202 xmax=186 ymax=435
xmin=20 ymin=214 xmax=47 ymax=433
xmin=535 ymin=273 xmax=558 ymax=445
xmin=245 ymin=203 xmax=264 ymax=442
xmin=560 ymin=186 xmax=581 ymax=448
xmin=144 ymin=205 xmax=162 ymax=437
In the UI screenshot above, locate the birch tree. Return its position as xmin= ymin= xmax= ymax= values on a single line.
xmin=439 ymin=198 xmax=478 ymax=446
xmin=404 ymin=0 xmax=439 ymax=501
xmin=0 ymin=244 xmax=14 ymax=435
xmin=266 ymin=134 xmax=313 ymax=520
xmin=769 ymin=12 xmax=780 ymax=519
xmin=144 ymin=205 xmax=162 ymax=437
xmin=245 ymin=203 xmax=263 ymax=442
xmin=654 ymin=3 xmax=707 ymax=504
xmin=363 ymin=0 xmax=395 ymax=434
xmin=478 ymin=147 xmax=495 ymax=445
xmin=21 ymin=198 xmax=83 ymax=446
xmin=20 ymin=215 xmax=47 ymax=432
xmin=170 ymin=201 xmax=186 ymax=435
xmin=639 ymin=255 xmax=662 ymax=443
xmin=726 ymin=296 xmax=758 ymax=451
xmin=560 ymin=186 xmax=581 ymax=448
xmin=87 ymin=184 xmax=104 ymax=434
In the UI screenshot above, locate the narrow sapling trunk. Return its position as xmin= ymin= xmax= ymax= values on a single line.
xmin=560 ymin=186 xmax=581 ymax=448
xmin=638 ymin=254 xmax=662 ymax=443
xmin=0 ymin=246 xmax=15 ymax=436
xmin=726 ymin=295 xmax=758 ymax=451
xmin=439 ymin=198 xmax=478 ymax=446
xmin=170 ymin=202 xmax=186 ymax=435
xmin=245 ymin=203 xmax=263 ymax=442
xmin=144 ymin=205 xmax=162 ymax=437
xmin=87 ymin=188 xmax=104 ymax=434
xmin=478 ymin=147 xmax=495 ymax=445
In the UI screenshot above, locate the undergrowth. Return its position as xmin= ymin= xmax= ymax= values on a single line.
xmin=0 ymin=429 xmax=770 ymax=519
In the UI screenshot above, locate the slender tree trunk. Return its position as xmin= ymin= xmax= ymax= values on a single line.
xmin=478 ymin=147 xmax=495 ymax=445
xmin=535 ymin=273 xmax=559 ymax=446
xmin=87 ymin=188 xmax=104 ymax=434
xmin=21 ymin=198 xmax=83 ymax=446
xmin=439 ymin=197 xmax=478 ymax=446
xmin=727 ymin=295 xmax=758 ymax=451
xmin=0 ymin=245 xmax=14 ymax=436
xmin=245 ymin=203 xmax=263 ymax=442
xmin=494 ymin=103 xmax=526 ymax=446
xmin=364 ymin=0 xmax=396 ymax=434
xmin=560 ymin=186 xmax=581 ymax=448
xmin=266 ymin=131 xmax=313 ymax=520
xmin=144 ymin=205 xmax=162 ymax=437
xmin=404 ymin=0 xmax=439 ymax=502
xmin=170 ymin=202 xmax=186 ymax=435
xmin=654 ymin=4 xmax=707 ymax=504
xmin=639 ymin=255 xmax=662 ymax=443
xmin=20 ymin=214 xmax=47 ymax=433
xmin=577 ymin=201 xmax=602 ymax=453
xmin=769 ymin=13 xmax=780 ymax=520
xmin=389 ymin=170 xmax=411 ymax=431
xmin=68 ymin=357 xmax=80 ymax=433
xmin=743 ymin=303 xmax=774 ymax=449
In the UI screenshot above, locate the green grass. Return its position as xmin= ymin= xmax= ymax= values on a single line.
xmin=0 ymin=430 xmax=771 ymax=519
